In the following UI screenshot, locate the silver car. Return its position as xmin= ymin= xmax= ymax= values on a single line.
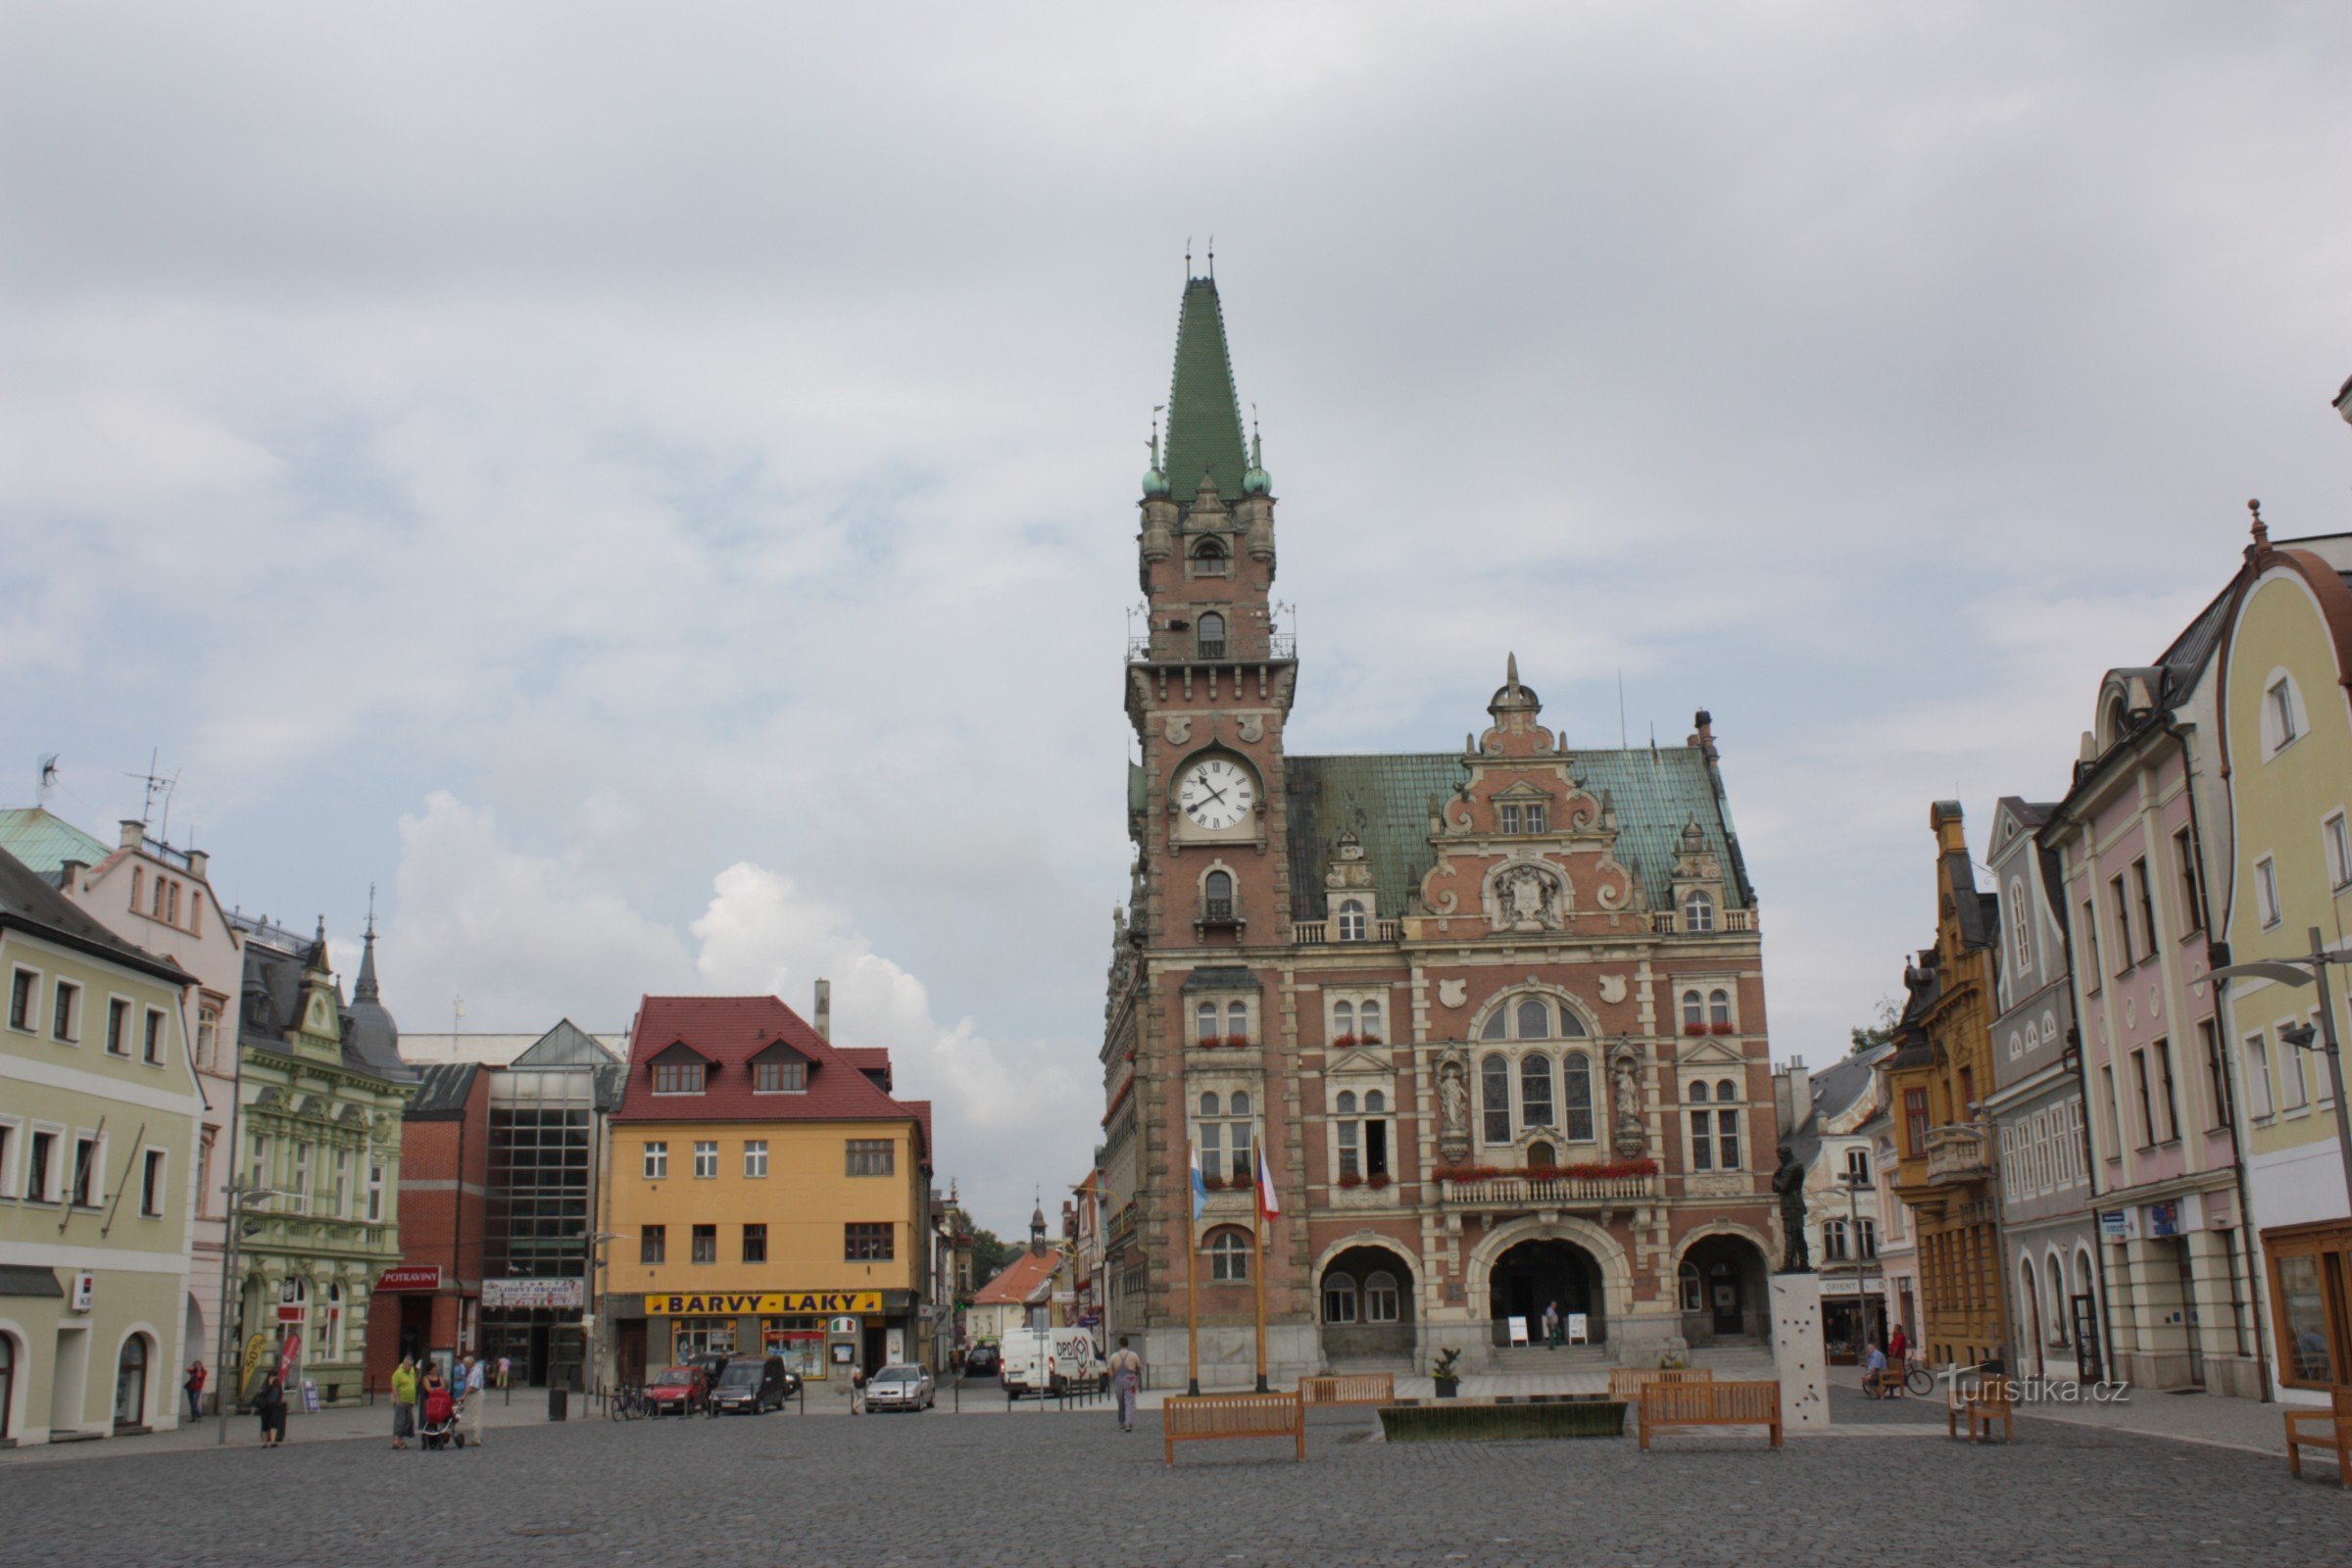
xmin=865 ymin=1363 xmax=935 ymax=1412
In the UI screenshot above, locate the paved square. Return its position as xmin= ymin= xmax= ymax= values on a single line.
xmin=5 ymin=1391 xmax=2343 ymax=1567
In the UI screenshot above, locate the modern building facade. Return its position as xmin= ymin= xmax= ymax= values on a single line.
xmin=602 ymin=993 xmax=933 ymax=1387
xmin=223 ymin=914 xmax=412 ymax=1406
xmin=0 ymin=846 xmax=202 ymax=1443
xmin=0 ymin=811 xmax=247 ymax=1407
xmin=1885 ymin=803 xmax=2009 ymax=1370
xmin=2040 ymin=581 xmax=2266 ymax=1398
xmin=1098 ymin=273 xmax=1783 ymax=1386
xmin=1983 ymin=797 xmax=2100 ymax=1382
xmin=2210 ymin=521 xmax=2352 ymax=1403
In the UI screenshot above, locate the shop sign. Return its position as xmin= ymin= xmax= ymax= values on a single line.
xmin=2147 ymin=1200 xmax=2181 ymax=1239
xmin=375 ymin=1264 xmax=444 ymax=1292
xmin=648 ymin=1291 xmax=883 ymax=1316
xmin=2097 ymin=1208 xmax=2139 ymax=1243
xmin=483 ymin=1278 xmax=585 ymax=1309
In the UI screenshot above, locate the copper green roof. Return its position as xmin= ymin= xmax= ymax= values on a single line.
xmin=1283 ymin=748 xmax=1754 ymax=920
xmin=0 ymin=808 xmax=112 ymax=878
xmin=1162 ymin=277 xmax=1250 ymax=504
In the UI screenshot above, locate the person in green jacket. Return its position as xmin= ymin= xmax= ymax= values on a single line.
xmin=390 ymin=1355 xmax=419 ymax=1449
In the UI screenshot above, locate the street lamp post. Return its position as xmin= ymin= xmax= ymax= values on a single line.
xmin=214 ymin=1182 xmax=294 ymax=1445
xmin=2213 ymin=927 xmax=2352 ymax=1218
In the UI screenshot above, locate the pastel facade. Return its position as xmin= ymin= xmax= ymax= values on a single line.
xmin=2211 ymin=527 xmax=2352 ymax=1403
xmin=0 ymin=847 xmax=202 ymax=1444
xmin=1773 ymin=1048 xmax=1894 ymax=1360
xmin=1100 ymin=275 xmax=1782 ymax=1387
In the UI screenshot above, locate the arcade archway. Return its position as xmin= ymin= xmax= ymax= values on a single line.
xmin=1488 ymin=1239 xmax=1604 ymax=1346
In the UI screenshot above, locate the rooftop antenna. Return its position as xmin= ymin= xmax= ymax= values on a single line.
xmin=1206 ymin=235 xmax=1215 ymax=278
xmin=1185 ymin=237 xmax=1192 ymax=276
xmin=124 ymin=749 xmax=179 ymax=839
xmin=453 ymin=994 xmax=465 ymax=1041
xmin=36 ymin=754 xmax=59 ymax=808
xmin=1617 ymin=670 xmax=1628 ymax=750
xmin=366 ymin=882 xmax=377 ymax=938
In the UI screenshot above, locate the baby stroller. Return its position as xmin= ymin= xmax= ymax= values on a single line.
xmin=420 ymin=1385 xmax=462 ymax=1449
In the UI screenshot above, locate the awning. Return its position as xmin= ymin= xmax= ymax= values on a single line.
xmin=0 ymin=1264 xmax=63 ymax=1298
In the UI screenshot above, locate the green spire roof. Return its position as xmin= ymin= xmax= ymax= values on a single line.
xmin=1162 ymin=276 xmax=1250 ymax=504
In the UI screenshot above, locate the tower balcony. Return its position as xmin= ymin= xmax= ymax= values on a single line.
xmin=1923 ymin=1124 xmax=1990 ymax=1184
xmin=1291 ymin=918 xmax=1403 ymax=945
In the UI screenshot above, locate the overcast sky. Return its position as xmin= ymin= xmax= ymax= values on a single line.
xmin=6 ymin=3 xmax=2349 ymax=1235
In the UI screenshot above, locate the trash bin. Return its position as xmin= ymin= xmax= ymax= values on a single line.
xmin=548 ymin=1385 xmax=567 ymax=1421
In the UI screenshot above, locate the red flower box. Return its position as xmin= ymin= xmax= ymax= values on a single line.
xmin=1683 ymin=1022 xmax=1707 ymax=1036
xmin=1337 ymin=1173 xmax=1362 ymax=1189
xmin=1710 ymin=1021 xmax=1736 ymax=1035
xmin=1224 ymin=1033 xmax=1251 ymax=1049
xmin=1360 ymin=1034 xmax=1383 ymax=1046
xmin=1367 ymin=1172 xmax=1392 ymax=1189
xmin=1333 ymin=1033 xmax=1358 ymax=1048
xmin=1202 ymin=1177 xmax=1228 ymax=1192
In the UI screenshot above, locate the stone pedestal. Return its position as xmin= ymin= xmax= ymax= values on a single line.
xmin=1769 ymin=1270 xmax=1830 ymax=1432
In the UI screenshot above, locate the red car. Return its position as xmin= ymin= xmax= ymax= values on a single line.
xmin=643 ymin=1365 xmax=710 ymax=1417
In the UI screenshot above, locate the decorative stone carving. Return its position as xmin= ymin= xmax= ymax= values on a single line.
xmin=1773 ymin=1151 xmax=1811 ymax=1273
xmin=1437 ymin=1050 xmax=1472 ymax=1164
xmin=1597 ymin=974 xmax=1627 ymax=1004
xmin=1237 ymin=712 xmax=1264 ymax=743
xmin=1606 ymin=1042 xmax=1647 ymax=1158
xmin=1437 ymin=978 xmax=1468 ymax=1008
xmin=1483 ymin=858 xmax=1566 ymax=933
xmin=1161 ymin=714 xmax=1192 ymax=745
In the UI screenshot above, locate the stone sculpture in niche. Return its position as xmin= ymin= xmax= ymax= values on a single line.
xmin=1606 ymin=1042 xmax=1647 ymax=1158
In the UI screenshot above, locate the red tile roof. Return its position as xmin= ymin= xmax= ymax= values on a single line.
xmin=836 ymin=1046 xmax=892 ymax=1078
xmin=971 ymin=1249 xmax=1058 ymax=1306
xmin=614 ymin=996 xmax=927 ymax=1161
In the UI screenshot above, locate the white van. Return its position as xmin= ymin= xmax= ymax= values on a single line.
xmin=999 ymin=1326 xmax=1103 ymax=1397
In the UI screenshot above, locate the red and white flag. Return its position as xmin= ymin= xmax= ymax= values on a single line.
xmin=1255 ymin=1144 xmax=1281 ymax=1225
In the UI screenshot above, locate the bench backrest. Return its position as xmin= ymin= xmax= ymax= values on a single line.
xmin=1609 ymin=1366 xmax=1715 ymax=1398
xmin=1164 ymin=1392 xmax=1302 ymax=1437
xmin=1300 ymin=1373 xmax=1394 ymax=1406
xmin=1642 ymin=1379 xmax=1779 ymax=1424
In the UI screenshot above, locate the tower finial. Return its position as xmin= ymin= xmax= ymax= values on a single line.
xmin=1185 ymin=236 xmax=1192 ymax=276
xmin=1506 ymin=652 xmax=1520 ymax=689
xmin=2248 ymin=497 xmax=2269 ymax=552
xmin=365 ymin=882 xmax=377 ymax=939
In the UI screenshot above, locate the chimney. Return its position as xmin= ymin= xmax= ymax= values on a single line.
xmin=186 ymin=849 xmax=209 ymax=880
xmin=813 ymin=978 xmax=832 ymax=1041
xmin=1773 ymin=1055 xmax=1811 ymax=1140
xmin=60 ymin=858 xmax=87 ymax=889
xmin=1689 ymin=710 xmax=1718 ymax=760
xmin=119 ymin=819 xmax=145 ymax=852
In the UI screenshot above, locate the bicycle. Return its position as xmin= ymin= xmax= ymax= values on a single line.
xmin=605 ymin=1382 xmax=650 ymax=1421
xmin=1902 ymin=1357 xmax=1935 ymax=1397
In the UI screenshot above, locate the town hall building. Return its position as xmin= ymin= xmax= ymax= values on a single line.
xmin=1097 ymin=273 xmax=1784 ymax=1385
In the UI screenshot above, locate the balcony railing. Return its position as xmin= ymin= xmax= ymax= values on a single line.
xmin=1125 ymin=630 xmax=1299 ymax=663
xmin=1291 ymin=918 xmax=1403 ymax=945
xmin=1200 ymin=898 xmax=1238 ymax=927
xmin=1924 ymin=1124 xmax=1989 ymax=1183
xmin=1650 ymin=908 xmax=1758 ymax=935
xmin=1438 ymin=1171 xmax=1659 ymax=1208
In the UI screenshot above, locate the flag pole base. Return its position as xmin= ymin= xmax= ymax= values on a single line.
xmin=1187 ymin=1379 xmax=1200 ymax=1396
xmin=1254 ymin=1375 xmax=1268 ymax=1393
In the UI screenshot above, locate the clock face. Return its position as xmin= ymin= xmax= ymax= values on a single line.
xmin=1178 ymin=758 xmax=1254 ymax=830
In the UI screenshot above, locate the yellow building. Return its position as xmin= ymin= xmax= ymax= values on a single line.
xmin=1886 ymin=802 xmax=2011 ymax=1369
xmin=602 ymin=993 xmax=932 ymax=1387
xmin=2213 ymin=521 xmax=2352 ymax=1402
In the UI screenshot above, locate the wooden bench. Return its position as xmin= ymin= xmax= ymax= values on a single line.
xmin=1299 ymin=1373 xmax=1394 ymax=1407
xmin=1638 ymin=1379 xmax=1781 ymax=1449
xmin=1945 ymin=1377 xmax=2014 ymax=1444
xmin=1607 ymin=1366 xmax=1713 ymax=1402
xmin=1162 ymin=1391 xmax=1306 ymax=1465
xmin=2284 ymin=1385 xmax=2352 ymax=1486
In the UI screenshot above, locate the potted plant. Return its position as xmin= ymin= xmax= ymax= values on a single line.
xmin=1333 ymin=1032 xmax=1357 ymax=1048
xmin=1683 ymin=1021 xmax=1707 ymax=1036
xmin=1202 ymin=1176 xmax=1228 ymax=1192
xmin=1431 ymin=1347 xmax=1462 ymax=1398
xmin=1367 ymin=1172 xmax=1392 ymax=1190
xmin=1710 ymin=1020 xmax=1736 ymax=1035
xmin=1360 ymin=1033 xmax=1383 ymax=1046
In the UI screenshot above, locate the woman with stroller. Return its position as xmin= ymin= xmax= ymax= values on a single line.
xmin=419 ymin=1361 xmax=460 ymax=1449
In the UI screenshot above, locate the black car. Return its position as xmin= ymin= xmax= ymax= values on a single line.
xmin=962 ymin=1344 xmax=1001 ymax=1379
xmin=709 ymin=1354 xmax=798 ymax=1414
xmin=683 ymin=1351 xmax=735 ymax=1398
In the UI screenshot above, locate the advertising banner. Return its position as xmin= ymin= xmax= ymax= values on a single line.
xmin=482 ymin=1278 xmax=585 ymax=1309
xmin=647 ymin=1291 xmax=883 ymax=1316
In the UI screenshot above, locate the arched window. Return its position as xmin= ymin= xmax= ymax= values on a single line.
xmin=1364 ymin=1270 xmax=1400 ymax=1323
xmin=1708 ymin=990 xmax=1732 ymax=1028
xmin=1520 ymin=1054 xmax=1555 ymax=1127
xmin=1481 ymin=1007 xmax=1508 ymax=1041
xmin=1338 ymin=901 xmax=1368 ymax=942
xmin=1717 ymin=1078 xmax=1739 ymax=1102
xmin=1197 ymin=610 xmax=1227 ymax=657
xmin=1200 ymin=1093 xmax=1220 ymax=1117
xmin=114 ymin=1334 xmax=148 ymax=1428
xmin=2009 ymin=879 xmax=2033 ymax=972
xmin=1231 ymin=1091 xmax=1250 ymax=1117
xmin=1527 ymin=1141 xmax=1556 ymax=1170
xmin=1716 ymin=1105 xmax=1742 ymax=1169
xmin=1481 ymin=1055 xmax=1512 ymax=1144
xmin=1338 ymin=1116 xmax=1360 ymax=1179
xmin=1562 ymin=1053 xmax=1593 ymax=1142
xmin=1193 ymin=540 xmax=1229 ymax=577
xmin=1322 ymin=1272 xmax=1357 ymax=1323
xmin=1364 ymin=1090 xmax=1385 ymax=1113
xmin=1683 ymin=992 xmax=1703 ymax=1028
xmin=1516 ymin=997 xmax=1551 ymax=1040
xmin=1203 ymin=869 xmax=1234 ymax=923
xmin=1337 ymin=1091 xmax=1357 ymax=1115
xmin=1359 ymin=999 xmax=1383 ymax=1042
xmin=1196 ymin=1003 xmax=1218 ymax=1045
xmin=1679 ymin=1260 xmax=1702 ymax=1311
xmin=1333 ymin=1001 xmax=1355 ymax=1039
xmin=1684 ymin=890 xmax=1716 ymax=932
xmin=1207 ymin=1228 xmax=1250 ymax=1282
xmin=1689 ymin=1081 xmax=1711 ymax=1103
xmin=1226 ymin=1001 xmax=1248 ymax=1042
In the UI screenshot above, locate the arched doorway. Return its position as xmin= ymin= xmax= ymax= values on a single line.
xmin=1319 ymin=1246 xmax=1415 ymax=1364
xmin=114 ymin=1334 xmax=150 ymax=1429
xmin=2019 ymin=1255 xmax=2044 ymax=1378
xmin=1489 ymin=1239 xmax=1603 ymax=1346
xmin=1679 ymin=1235 xmax=1770 ymax=1345
xmin=0 ymin=1332 xmax=15 ymax=1441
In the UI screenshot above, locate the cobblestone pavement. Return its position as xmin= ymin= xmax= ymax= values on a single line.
xmin=5 ymin=1389 xmax=2343 ymax=1567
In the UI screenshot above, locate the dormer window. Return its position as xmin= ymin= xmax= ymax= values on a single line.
xmin=1683 ymin=889 xmax=1716 ymax=932
xmin=755 ymin=1060 xmax=807 ymax=1093
xmin=653 ymin=1061 xmax=705 ymax=1094
xmin=1197 ymin=612 xmax=1227 ymax=660
xmin=1337 ymin=900 xmax=1368 ymax=942
xmin=1193 ymin=539 xmax=1229 ymax=577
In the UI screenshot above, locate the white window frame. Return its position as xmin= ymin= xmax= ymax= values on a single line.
xmin=105 ymin=995 xmax=131 ymax=1055
xmin=139 ymin=1146 xmax=168 ymax=1217
xmin=366 ymin=1159 xmax=385 ymax=1222
xmin=2241 ymin=1033 xmax=2276 ymax=1120
xmin=692 ymin=1140 xmax=719 ymax=1179
xmin=2276 ymin=1014 xmax=2310 ymax=1111
xmin=51 ymin=978 xmax=79 ymax=1043
xmin=8 ymin=965 xmax=39 ymax=1033
xmin=2326 ymin=810 xmax=2352 ymax=892
xmin=2265 ymin=671 xmax=2305 ymax=756
xmin=643 ymin=1140 xmax=669 ymax=1180
xmin=2255 ymin=856 xmax=2281 ymax=929
xmin=71 ymin=1128 xmax=104 ymax=1208
xmin=745 ymin=1140 xmax=769 ymax=1179
xmin=26 ymin=1121 xmax=65 ymax=1204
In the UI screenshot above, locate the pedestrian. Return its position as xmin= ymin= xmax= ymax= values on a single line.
xmin=183 ymin=1359 xmax=207 ymax=1423
xmin=1107 ymin=1337 xmax=1143 ymax=1433
xmin=390 ymin=1354 xmax=418 ymax=1449
xmin=849 ymin=1364 xmax=866 ymax=1415
xmin=1888 ymin=1323 xmax=1908 ymax=1370
xmin=461 ymin=1352 xmax=488 ymax=1448
xmin=1543 ymin=1300 xmax=1562 ymax=1350
xmin=1861 ymin=1341 xmax=1892 ymax=1398
xmin=255 ymin=1371 xmax=287 ymax=1447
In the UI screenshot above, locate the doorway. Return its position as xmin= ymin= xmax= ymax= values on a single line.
xmin=50 ymin=1325 xmax=90 ymax=1437
xmin=1489 ymin=1239 xmax=1603 ymax=1345
xmin=2173 ymin=1238 xmax=2204 ymax=1388
xmin=1678 ymin=1235 xmax=1771 ymax=1345
xmin=115 ymin=1335 xmax=150 ymax=1428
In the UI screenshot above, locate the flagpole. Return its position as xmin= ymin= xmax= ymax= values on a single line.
xmin=1251 ymin=1146 xmax=1269 ymax=1394
xmin=1183 ymin=1134 xmax=1200 ymax=1396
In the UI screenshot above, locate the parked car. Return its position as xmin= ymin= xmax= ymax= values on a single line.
xmin=961 ymin=1344 xmax=1001 ymax=1379
xmin=683 ymin=1350 xmax=734 ymax=1392
xmin=643 ymin=1365 xmax=710 ymax=1416
xmin=710 ymin=1355 xmax=798 ymax=1414
xmin=865 ymin=1363 xmax=936 ymax=1412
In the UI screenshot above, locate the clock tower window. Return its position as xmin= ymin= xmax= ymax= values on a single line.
xmin=1192 ymin=538 xmax=1229 ymax=577
xmin=1197 ymin=612 xmax=1227 ymax=659
xmin=1202 ymin=869 xmax=1236 ymax=926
